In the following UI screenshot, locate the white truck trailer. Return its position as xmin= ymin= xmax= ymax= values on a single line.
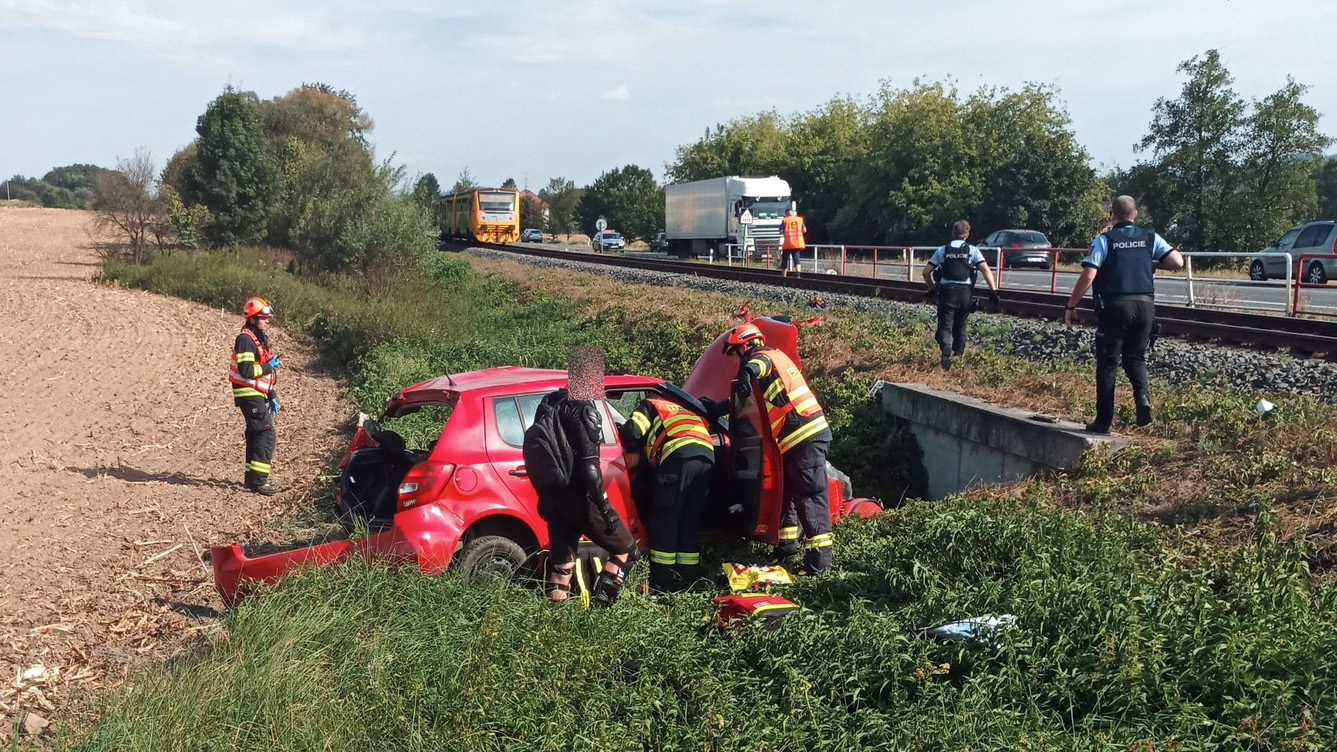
xmin=664 ymin=176 xmax=793 ymax=258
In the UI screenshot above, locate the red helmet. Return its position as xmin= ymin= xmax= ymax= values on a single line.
xmin=242 ymin=296 xmax=274 ymax=319
xmin=722 ymin=324 xmax=764 ymax=354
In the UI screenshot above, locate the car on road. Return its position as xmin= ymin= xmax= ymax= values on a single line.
xmin=978 ymin=229 xmax=1054 ymax=269
xmin=591 ymin=230 xmax=625 ymax=252
xmin=1250 ymin=220 xmax=1337 ymax=283
xmin=648 ymin=232 xmax=669 ymax=253
xmin=209 ymin=314 xmax=882 ymax=604
xmin=521 ymin=228 xmax=544 ymax=243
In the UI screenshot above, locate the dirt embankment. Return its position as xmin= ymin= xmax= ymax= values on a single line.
xmin=0 ymin=208 xmax=349 ymax=737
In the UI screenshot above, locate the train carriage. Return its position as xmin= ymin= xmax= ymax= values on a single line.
xmin=444 ymin=188 xmax=520 ymax=244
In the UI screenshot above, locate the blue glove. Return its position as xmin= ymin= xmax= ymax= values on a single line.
xmin=266 ymin=355 xmax=282 ymax=370
xmin=268 ymin=397 xmax=280 ymax=416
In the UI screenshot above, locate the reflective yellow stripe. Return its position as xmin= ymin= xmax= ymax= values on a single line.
xmin=806 ymin=532 xmax=834 ymax=549
xmin=777 ymin=414 xmax=830 ymax=453
xmin=765 ymin=379 xmax=785 ymax=400
xmin=251 ymin=363 xmax=265 ymax=378
xmin=631 ymin=411 xmax=651 ymax=432
xmin=661 ymin=413 xmax=702 ymax=430
xmin=246 ymin=461 xmax=271 ymax=474
xmin=650 ymin=550 xmax=676 ymax=565
xmin=235 ymin=352 xmax=256 ymax=363
xmin=779 ymin=526 xmax=801 ymax=541
xmin=676 ymin=552 xmax=699 ymax=565
xmin=747 ymin=355 xmax=773 ymax=378
xmin=660 ymin=435 xmax=714 ymax=462
xmin=233 ymin=387 xmax=266 ymax=399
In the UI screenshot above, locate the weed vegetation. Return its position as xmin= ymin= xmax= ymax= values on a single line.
xmin=84 ymin=250 xmax=1337 ymax=750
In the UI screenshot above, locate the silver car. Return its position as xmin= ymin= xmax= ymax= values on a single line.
xmin=1250 ymin=221 xmax=1337 ymax=283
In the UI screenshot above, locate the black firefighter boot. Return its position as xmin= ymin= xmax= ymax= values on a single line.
xmin=590 ymin=558 xmax=633 ymax=608
xmin=245 ymin=470 xmax=279 ymax=496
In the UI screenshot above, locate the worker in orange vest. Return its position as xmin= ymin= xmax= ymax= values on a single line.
xmin=228 ymin=296 xmax=281 ymax=495
xmin=722 ymin=324 xmax=834 ymax=573
xmin=779 ymin=207 xmax=807 ymax=278
xmin=619 ymin=393 xmax=716 ymax=593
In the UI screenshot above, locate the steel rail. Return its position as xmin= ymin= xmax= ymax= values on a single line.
xmin=460 ymin=242 xmax=1337 ymax=357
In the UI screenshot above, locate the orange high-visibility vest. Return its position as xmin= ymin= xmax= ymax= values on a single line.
xmin=781 ymin=214 xmax=806 ymax=250
xmin=631 ymin=396 xmax=713 ymax=467
xmin=228 ymin=328 xmax=275 ymax=399
xmin=744 ymin=347 xmax=828 ymax=453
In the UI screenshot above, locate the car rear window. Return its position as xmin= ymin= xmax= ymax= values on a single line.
xmin=1015 ymin=231 xmax=1048 ymax=244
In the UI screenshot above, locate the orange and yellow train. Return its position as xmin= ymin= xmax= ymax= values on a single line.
xmin=443 ymin=188 xmax=520 ymax=243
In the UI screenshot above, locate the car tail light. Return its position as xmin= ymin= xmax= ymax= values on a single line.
xmin=398 ymin=462 xmax=456 ymax=510
xmin=1331 ymin=235 xmax=1337 ymax=254
xmin=1008 ymin=242 xmax=1021 ymax=248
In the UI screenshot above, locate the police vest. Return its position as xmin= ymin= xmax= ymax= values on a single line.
xmin=746 ymin=347 xmax=829 ymax=453
xmin=1093 ymin=223 xmax=1155 ymax=298
xmin=633 ymin=396 xmax=713 ymax=467
xmin=228 ymin=328 xmax=274 ymax=399
xmin=937 ymin=241 xmax=976 ymax=285
xmin=780 ymin=215 xmax=806 ymax=250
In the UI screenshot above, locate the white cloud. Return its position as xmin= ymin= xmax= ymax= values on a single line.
xmin=600 ymin=84 xmax=630 ymax=102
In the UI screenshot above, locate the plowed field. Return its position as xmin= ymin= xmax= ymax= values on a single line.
xmin=0 ymin=207 xmax=349 ymax=735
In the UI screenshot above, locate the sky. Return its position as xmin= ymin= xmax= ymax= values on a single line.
xmin=4 ymin=0 xmax=1337 ymax=192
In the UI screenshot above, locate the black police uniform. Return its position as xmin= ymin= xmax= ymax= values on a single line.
xmin=1088 ymin=222 xmax=1157 ymax=430
xmin=933 ymin=240 xmax=980 ymax=358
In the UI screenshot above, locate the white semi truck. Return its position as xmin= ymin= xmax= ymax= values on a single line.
xmin=663 ymin=176 xmax=793 ymax=258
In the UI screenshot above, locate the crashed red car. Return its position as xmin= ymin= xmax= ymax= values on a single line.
xmin=211 ymin=313 xmax=882 ymax=603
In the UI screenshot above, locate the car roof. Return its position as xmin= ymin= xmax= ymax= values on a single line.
xmin=389 ymin=366 xmax=662 ymax=409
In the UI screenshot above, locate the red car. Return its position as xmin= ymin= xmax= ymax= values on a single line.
xmin=211 ymin=313 xmax=881 ymax=603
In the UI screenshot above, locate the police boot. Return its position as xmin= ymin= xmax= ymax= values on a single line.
xmin=1135 ymin=391 xmax=1153 ymax=427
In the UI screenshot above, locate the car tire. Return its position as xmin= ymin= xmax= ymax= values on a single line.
xmin=1305 ymin=262 xmax=1328 ymax=285
xmin=1249 ymin=260 xmax=1266 ymax=281
xmin=456 ymin=535 xmax=530 ymax=583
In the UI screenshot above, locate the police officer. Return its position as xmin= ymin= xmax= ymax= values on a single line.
xmin=722 ymin=324 xmax=834 ymax=574
xmin=229 ymin=296 xmax=281 ymax=495
xmin=619 ymin=393 xmax=715 ymax=593
xmin=1064 ymin=195 xmax=1184 ymax=433
xmin=922 ymin=220 xmax=999 ymax=370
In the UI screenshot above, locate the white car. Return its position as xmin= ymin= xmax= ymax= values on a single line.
xmin=591 ymin=231 xmax=625 ymax=252
xmin=1250 ymin=221 xmax=1337 ymax=283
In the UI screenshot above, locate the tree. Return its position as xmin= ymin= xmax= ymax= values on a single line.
xmin=575 ymin=165 xmax=663 ymax=241
xmin=540 ymin=177 xmax=581 ymax=239
xmin=1317 ymin=157 xmax=1337 ymax=220
xmin=412 ymin=172 xmax=443 ymax=230
xmin=502 ymin=177 xmax=517 ymax=189
xmin=1230 ymin=77 xmax=1331 ymax=252
xmin=1136 ymin=50 xmax=1244 ymax=252
xmin=92 ymin=149 xmax=165 ymax=263
xmin=450 ymin=168 xmax=478 ymax=194
xmin=521 ymin=194 xmax=547 ymax=233
xmin=187 ymin=88 xmax=278 ymax=247
xmin=258 ymin=83 xmax=373 ymax=149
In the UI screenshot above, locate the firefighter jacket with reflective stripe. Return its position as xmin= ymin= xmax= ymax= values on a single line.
xmin=229 ymin=328 xmax=275 ymax=400
xmin=780 ymin=215 xmax=807 ymax=250
xmin=742 ymin=347 xmax=830 ymax=453
xmin=1092 ymin=223 xmax=1155 ymax=298
xmin=623 ymin=396 xmax=713 ymax=467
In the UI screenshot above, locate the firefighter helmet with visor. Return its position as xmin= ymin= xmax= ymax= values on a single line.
xmin=722 ymin=324 xmax=765 ymax=354
xmin=243 ymin=296 xmax=274 ymax=319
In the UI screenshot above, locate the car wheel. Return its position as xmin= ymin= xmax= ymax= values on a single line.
xmin=1249 ymin=260 xmax=1266 ymax=281
xmin=1305 ymin=262 xmax=1328 ymax=285
xmin=456 ymin=535 xmax=529 ymax=583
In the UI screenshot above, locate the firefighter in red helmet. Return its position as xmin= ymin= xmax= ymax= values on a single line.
xmin=722 ymin=323 xmax=834 ymax=573
xmin=229 ymin=296 xmax=281 ymax=495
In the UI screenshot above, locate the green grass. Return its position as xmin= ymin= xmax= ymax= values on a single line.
xmin=72 ymin=497 xmax=1335 ymax=751
xmin=80 ymin=249 xmax=1337 ymax=750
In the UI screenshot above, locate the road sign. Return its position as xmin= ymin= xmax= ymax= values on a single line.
xmin=739 ymin=208 xmax=754 ymax=226
xmin=595 ymin=217 xmax=608 ymax=232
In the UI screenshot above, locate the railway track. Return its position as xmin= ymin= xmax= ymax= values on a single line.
xmin=463 ymin=242 xmax=1337 ymax=358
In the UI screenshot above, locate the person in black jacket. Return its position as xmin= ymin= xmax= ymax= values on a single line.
xmin=537 ymin=347 xmax=638 ymax=607
xmin=228 ymin=296 xmax=281 ymax=495
xmin=921 ymin=220 xmax=999 ymax=370
xmin=1064 ymin=195 xmax=1184 ymax=433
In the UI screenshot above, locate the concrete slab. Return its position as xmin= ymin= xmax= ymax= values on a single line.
xmin=874 ymin=381 xmax=1130 ymax=500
